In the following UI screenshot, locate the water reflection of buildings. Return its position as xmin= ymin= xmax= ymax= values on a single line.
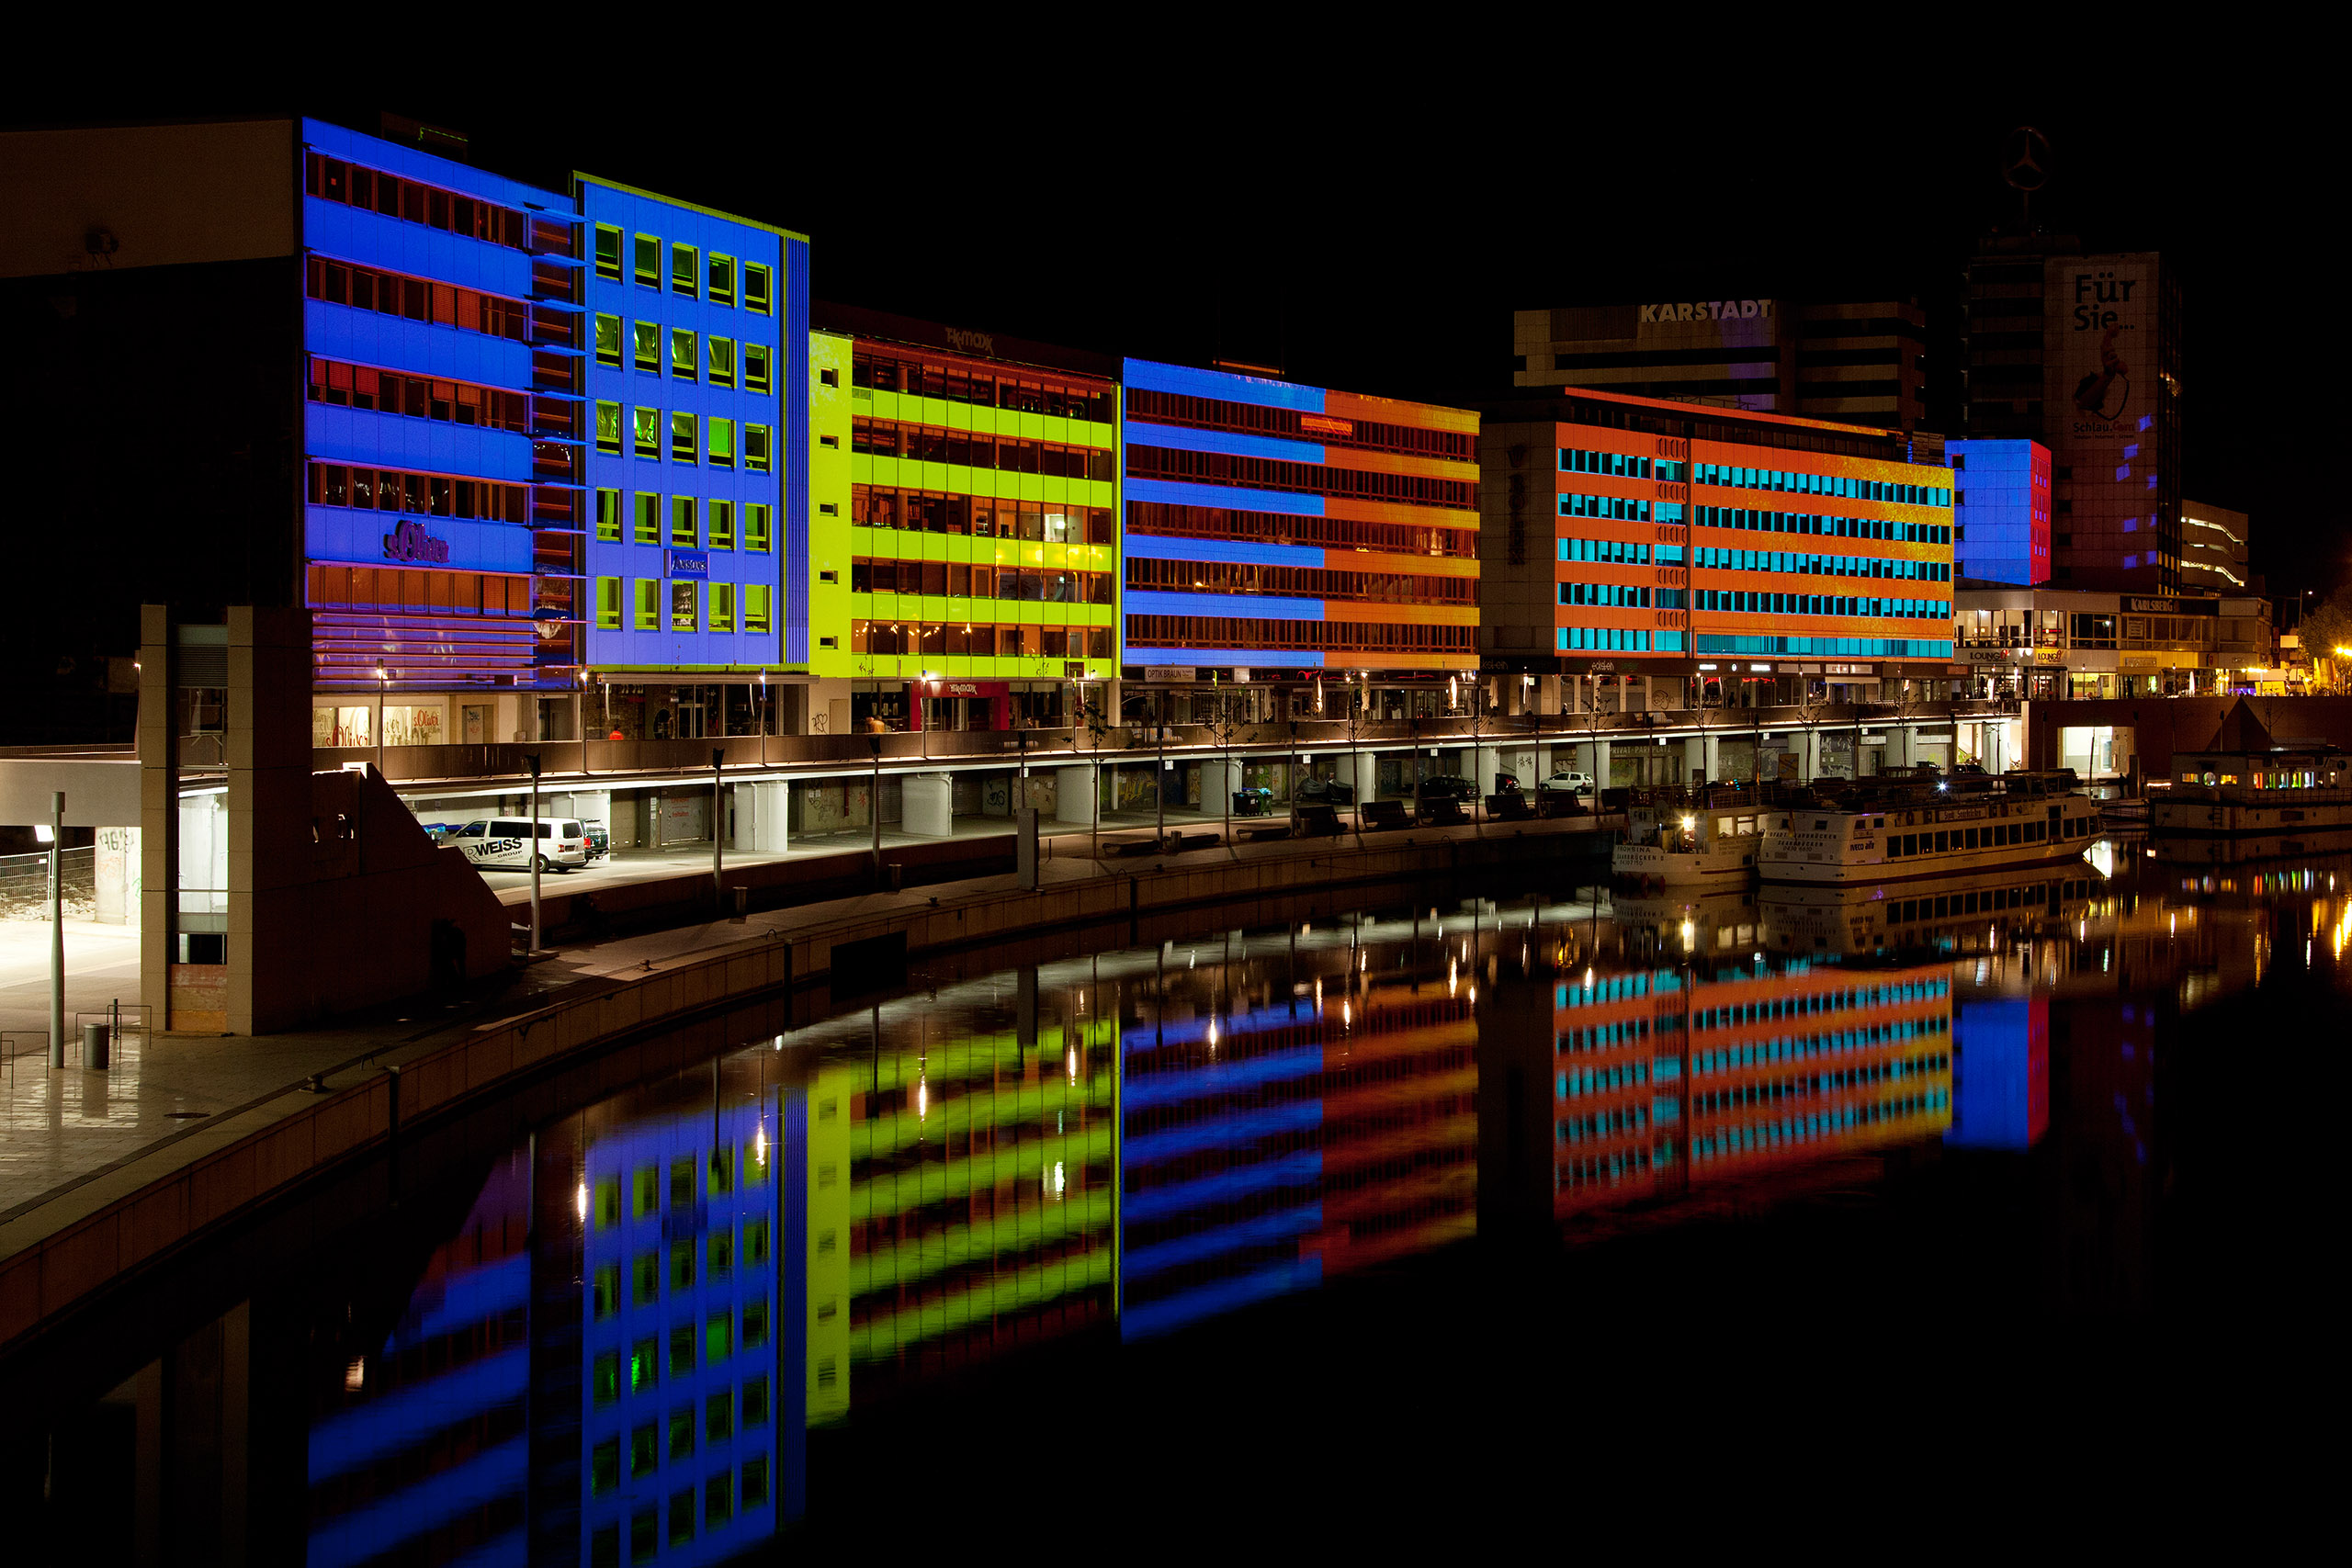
xmin=1549 ymin=958 xmax=1955 ymax=1213
xmin=306 ymin=1152 xmax=533 ymax=1568
xmin=1121 ymin=964 xmax=1477 ymax=1339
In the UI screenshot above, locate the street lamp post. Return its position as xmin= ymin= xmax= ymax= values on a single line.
xmin=867 ymin=735 xmax=884 ymax=891
xmin=375 ymin=662 xmax=390 ymax=773
xmin=711 ymin=746 xmax=725 ymax=909
xmin=48 ymin=791 xmax=64 ymax=1067
xmin=526 ymin=752 xmax=544 ymax=954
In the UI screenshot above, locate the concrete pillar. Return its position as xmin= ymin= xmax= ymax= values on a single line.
xmin=1801 ymin=729 xmax=1821 ymax=783
xmin=731 ymin=783 xmax=787 ymax=852
xmin=1475 ymin=744 xmax=1505 ymax=796
xmin=1055 ymin=764 xmax=1098 ymax=826
xmin=900 ymin=773 xmax=953 ymax=837
xmin=1684 ymin=736 xmax=1704 ymax=784
xmin=1889 ymin=727 xmax=1916 ymax=770
xmin=1702 ymin=732 xmax=1722 ymax=782
xmin=1589 ymin=738 xmax=1612 ymax=790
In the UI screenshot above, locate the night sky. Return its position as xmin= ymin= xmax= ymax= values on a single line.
xmin=19 ymin=56 xmax=2334 ymax=595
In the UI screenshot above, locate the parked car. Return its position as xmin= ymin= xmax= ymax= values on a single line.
xmin=1416 ymin=774 xmax=1479 ymax=802
xmin=1539 ymin=771 xmax=1596 ymax=795
xmin=440 ymin=817 xmax=590 ymax=872
xmin=1295 ymin=774 xmax=1356 ymax=805
xmin=582 ymin=821 xmax=611 ymax=860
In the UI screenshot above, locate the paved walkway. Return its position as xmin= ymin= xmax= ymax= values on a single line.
xmin=0 ymin=813 xmax=1611 ymax=1265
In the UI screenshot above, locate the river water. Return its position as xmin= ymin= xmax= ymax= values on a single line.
xmin=20 ymin=837 xmax=2346 ymax=1559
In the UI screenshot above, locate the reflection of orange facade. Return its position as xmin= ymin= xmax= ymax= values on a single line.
xmin=1553 ymin=961 xmax=1953 ymax=1216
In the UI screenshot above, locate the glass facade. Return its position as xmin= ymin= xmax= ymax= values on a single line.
xmin=1950 ymin=438 xmax=2052 ymax=586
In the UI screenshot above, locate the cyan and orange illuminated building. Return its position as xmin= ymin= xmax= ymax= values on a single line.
xmin=1120 ymin=359 xmax=1481 ymax=716
xmin=1551 ymin=959 xmax=1953 ymax=1213
xmin=1479 ymin=387 xmax=1958 ymax=699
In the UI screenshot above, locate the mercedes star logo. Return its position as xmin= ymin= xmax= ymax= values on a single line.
xmin=2001 ymin=126 xmax=2050 ymax=191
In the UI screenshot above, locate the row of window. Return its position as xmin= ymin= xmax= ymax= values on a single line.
xmin=307 ymin=564 xmax=534 ymax=617
xmin=1124 ymin=558 xmax=1474 ymax=605
xmin=851 ymin=418 xmax=1114 ymax=479
xmin=851 ymin=487 xmax=1114 ymax=543
xmin=1560 ymin=492 xmax=1668 ymax=523
xmin=594 ymin=578 xmax=773 ymax=635
xmin=594 ymin=315 xmax=773 ymax=393
xmin=1128 ymin=445 xmax=1476 ymax=510
xmin=1124 ymin=615 xmax=1476 ymax=652
xmin=1693 ymin=590 xmax=1948 ymax=619
xmin=306 ymin=256 xmax=533 ymax=343
xmin=1558 ymin=627 xmax=1676 ymax=652
xmin=1694 ymin=461 xmax=1951 ymax=508
xmin=1126 ymin=502 xmax=1475 ymax=558
xmin=1558 ymin=536 xmax=1670 ymax=564
xmin=304 ymin=152 xmax=566 ymax=255
xmin=592 ymin=491 xmax=774 ymax=553
xmin=1559 ymin=582 xmax=1680 ymax=609
xmin=1559 ymin=447 xmax=1685 ymax=481
xmin=1692 ymin=635 xmax=1955 ymax=658
xmin=1885 ymin=817 xmax=2088 ymax=858
xmin=854 ymin=559 xmax=1114 ymax=604
xmin=1692 ymin=546 xmax=1951 ymax=583
xmin=589 ymin=1380 xmax=770 ymax=1481
xmin=1693 ymin=1053 xmax=1949 ymax=1115
xmin=851 ymin=351 xmax=1114 ymax=422
xmin=1125 ymin=389 xmax=1476 ymax=462
xmin=307 ymin=356 xmax=533 ymax=432
xmin=1696 ymin=505 xmax=1950 ymax=545
xmin=308 ymin=461 xmax=530 ymax=524
xmin=852 ymin=621 xmax=1108 ymax=659
xmin=595 ymin=403 xmax=773 ymax=470
xmin=1691 ymin=978 xmax=1944 ymax=1036
xmin=594 ymin=225 xmax=772 ymax=313
xmin=589 ymin=1458 xmax=772 ymax=1564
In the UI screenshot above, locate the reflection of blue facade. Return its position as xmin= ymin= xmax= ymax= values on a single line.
xmin=1951 ymin=439 xmax=2052 ymax=586
xmin=1948 ymin=996 xmax=2046 ymax=1149
xmin=578 ymin=179 xmax=808 ymax=670
xmin=578 ymin=1100 xmax=803 ymax=1564
xmin=306 ymin=1154 xmax=533 ymax=1568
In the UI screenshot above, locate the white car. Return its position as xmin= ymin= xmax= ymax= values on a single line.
xmin=1539 ymin=771 xmax=1596 ymax=795
xmin=442 ymin=817 xmax=590 ymax=872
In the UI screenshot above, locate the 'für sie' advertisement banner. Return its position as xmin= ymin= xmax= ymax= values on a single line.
xmin=2047 ymin=256 xmax=2152 ymax=453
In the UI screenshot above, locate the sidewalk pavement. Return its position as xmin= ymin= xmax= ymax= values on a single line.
xmin=0 ymin=812 xmax=1609 ymax=1262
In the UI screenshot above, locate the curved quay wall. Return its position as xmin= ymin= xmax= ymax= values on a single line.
xmin=0 ymin=825 xmax=1605 ymax=1359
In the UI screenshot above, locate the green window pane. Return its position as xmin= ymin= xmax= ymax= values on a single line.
xmin=704 ymin=1313 xmax=731 ymax=1366
xmin=670 ymin=327 xmax=696 ymax=380
xmin=668 ymin=1322 xmax=695 ymax=1377
xmin=743 ymin=1218 xmax=770 ymax=1267
xmin=708 ymin=1146 xmax=735 ymax=1195
xmin=594 ymin=225 xmax=622 ymax=280
xmin=668 ymin=1487 xmax=695 ymax=1545
xmin=631 ymin=1252 xmax=659 ymax=1306
xmin=595 ymin=401 xmax=621 ymax=455
xmin=591 ymin=1437 xmax=619 ymax=1495
xmin=667 ymin=1408 xmax=695 ymax=1462
xmin=744 ymin=343 xmax=770 ymax=394
xmin=629 ymin=1337 xmax=658 ymax=1393
xmin=707 ymin=417 xmax=734 ymax=468
xmin=741 ymin=1375 xmax=770 ymax=1427
xmin=592 ymin=1265 xmax=619 ymax=1320
xmin=595 ymin=488 xmax=621 ymax=541
xmin=629 ymin=1423 xmax=658 ymax=1477
xmin=671 ymin=412 xmax=696 ymax=463
xmin=669 ymin=1241 xmax=695 ymax=1292
xmin=704 ymin=1388 xmax=733 ymax=1443
xmin=632 ymin=406 xmax=660 ymax=457
xmin=632 ymin=233 xmax=659 ymax=285
xmin=707 ymin=1227 xmax=735 ymax=1279
xmin=592 ymin=1351 xmax=619 ymax=1406
xmin=704 ymin=1471 xmax=733 ymax=1526
xmin=743 ymin=264 xmax=771 ymax=313
xmin=741 ymin=1455 xmax=770 ymax=1508
xmin=593 ymin=1178 xmax=621 ymax=1228
xmin=741 ymin=1296 xmax=769 ymax=1349
xmin=633 ymin=493 xmax=660 ymax=545
xmin=707 ymin=336 xmax=734 ymax=386
xmin=632 ymin=320 xmax=660 ymax=371
xmin=630 ymin=1507 xmax=657 ymax=1564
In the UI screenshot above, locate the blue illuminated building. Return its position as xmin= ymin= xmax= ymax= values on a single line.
xmin=578 ymin=182 xmax=809 ymax=673
xmin=1949 ymin=438 xmax=2052 ymax=586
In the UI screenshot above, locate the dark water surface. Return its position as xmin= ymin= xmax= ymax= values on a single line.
xmin=14 ymin=840 xmax=2345 ymax=1558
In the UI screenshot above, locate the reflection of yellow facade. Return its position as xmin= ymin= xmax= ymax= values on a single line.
xmin=807 ymin=1065 xmax=853 ymax=1425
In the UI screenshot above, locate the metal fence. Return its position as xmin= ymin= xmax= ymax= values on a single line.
xmin=0 ymin=844 xmax=94 ymax=913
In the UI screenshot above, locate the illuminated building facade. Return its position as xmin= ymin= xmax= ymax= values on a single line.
xmin=1511 ymin=297 xmax=1928 ymax=430
xmin=1120 ymin=359 xmax=1481 ymax=722
xmin=1955 ymin=586 xmax=2273 ymax=700
xmin=1479 ymin=387 xmax=1957 ymax=702
xmin=808 ymin=306 xmax=1121 ymax=734
xmin=1949 ymin=438 xmax=2052 ymax=586
xmin=580 ymin=178 xmax=806 ymax=688
xmin=2180 ymin=500 xmax=2251 ymax=593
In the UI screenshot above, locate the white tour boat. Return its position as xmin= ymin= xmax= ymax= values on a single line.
xmin=1757 ymin=770 xmax=2101 ymax=886
xmin=1613 ymin=790 xmax=1768 ymax=888
xmin=2152 ymin=705 xmax=2352 ymax=840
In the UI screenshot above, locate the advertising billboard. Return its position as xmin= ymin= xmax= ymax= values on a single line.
xmin=2043 ymin=253 xmax=2174 ymax=591
xmin=2050 ymin=257 xmax=2151 ymax=452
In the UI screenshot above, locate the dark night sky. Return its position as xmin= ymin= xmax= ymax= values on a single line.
xmin=18 ymin=44 xmax=2337 ymax=593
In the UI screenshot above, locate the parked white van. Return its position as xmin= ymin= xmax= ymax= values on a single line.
xmin=442 ymin=818 xmax=589 ymax=872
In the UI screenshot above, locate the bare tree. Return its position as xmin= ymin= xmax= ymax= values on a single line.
xmin=1461 ymin=675 xmax=1491 ymax=832
xmin=1340 ymin=674 xmax=1371 ymax=842
xmin=1079 ymin=694 xmax=1111 ymax=863
xmin=1792 ymin=681 xmax=1828 ymax=784
xmin=1201 ymin=687 xmax=1242 ymax=852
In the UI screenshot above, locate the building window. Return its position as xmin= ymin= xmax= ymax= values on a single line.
xmin=594 ymin=401 xmax=622 ymax=456
xmin=634 ymin=491 xmax=661 ymax=544
xmin=744 ymin=263 xmax=771 ymax=314
xmin=633 ymin=233 xmax=660 ymax=286
xmin=596 ymin=576 xmax=622 ymax=628
xmin=745 ymin=503 xmax=771 ymax=552
xmin=709 ymin=499 xmax=735 ymax=550
xmin=671 ymin=412 xmax=696 ymax=463
xmin=710 ymin=581 xmax=736 ymax=632
xmin=745 ymin=582 xmax=771 ymax=634
xmin=634 ymin=578 xmax=660 ymax=630
xmin=707 ymin=418 xmax=734 ymax=468
xmin=671 ymin=580 xmax=698 ymax=632
xmin=670 ymin=326 xmax=696 ymax=381
xmin=671 ymin=243 xmax=697 ymax=297
xmin=594 ymin=224 xmax=623 ymax=280
xmin=631 ymin=320 xmax=660 ymax=373
xmin=672 ymin=496 xmax=697 ymax=547
xmin=707 ymin=335 xmax=735 ymax=388
xmin=633 ymin=407 xmax=661 ymax=458
xmin=594 ymin=313 xmax=622 ymax=367
xmin=743 ymin=424 xmax=769 ymax=473
xmin=744 ymin=343 xmax=770 ymax=395
xmin=595 ymin=488 xmax=622 ymax=541
xmin=708 ymin=253 xmax=735 ymax=306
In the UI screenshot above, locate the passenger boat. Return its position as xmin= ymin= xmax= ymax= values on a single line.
xmin=1613 ymin=788 xmax=1769 ymax=888
xmin=1759 ymin=859 xmax=2108 ymax=959
xmin=1757 ymin=770 xmax=2100 ymax=885
xmin=2151 ymin=705 xmax=2352 ymax=839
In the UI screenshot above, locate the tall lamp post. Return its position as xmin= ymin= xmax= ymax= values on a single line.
xmin=375 ymin=662 xmax=390 ymax=773
xmin=711 ymin=746 xmax=725 ymax=908
xmin=48 ymin=791 xmax=64 ymax=1067
xmin=526 ymin=752 xmax=544 ymax=954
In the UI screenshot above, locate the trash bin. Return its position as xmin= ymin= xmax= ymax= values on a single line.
xmin=888 ymin=863 xmax=904 ymax=893
xmin=730 ymin=886 xmax=749 ymax=919
xmin=83 ymin=1021 xmax=110 ymax=1069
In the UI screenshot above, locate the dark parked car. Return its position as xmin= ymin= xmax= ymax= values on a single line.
xmin=1416 ymin=774 xmax=1479 ymax=802
xmin=582 ymin=821 xmax=611 ymax=860
xmin=1295 ymin=774 xmax=1355 ymax=805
